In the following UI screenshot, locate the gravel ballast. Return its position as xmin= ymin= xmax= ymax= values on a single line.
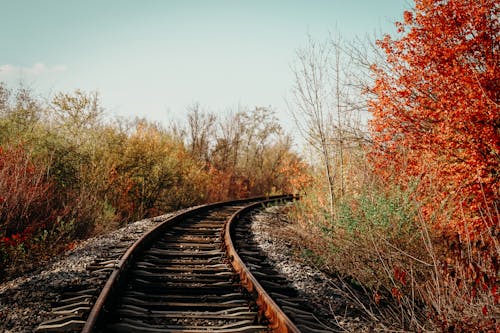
xmin=0 ymin=214 xmax=173 ymax=333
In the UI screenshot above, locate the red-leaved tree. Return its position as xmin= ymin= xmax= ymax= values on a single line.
xmin=369 ymin=1 xmax=499 ymax=327
xmin=369 ymin=0 xmax=499 ymax=236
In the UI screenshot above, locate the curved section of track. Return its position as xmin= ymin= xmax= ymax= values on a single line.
xmin=225 ymin=202 xmax=300 ymax=333
xmin=80 ymin=196 xmax=297 ymax=333
xmin=226 ymin=202 xmax=335 ymax=333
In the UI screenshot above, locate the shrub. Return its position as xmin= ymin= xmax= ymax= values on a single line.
xmin=0 ymin=145 xmax=57 ymax=278
xmin=0 ymin=146 xmax=54 ymax=236
xmin=289 ymin=176 xmax=434 ymax=330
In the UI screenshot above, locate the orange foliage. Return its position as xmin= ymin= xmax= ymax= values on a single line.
xmin=279 ymin=155 xmax=313 ymax=194
xmin=205 ymin=165 xmax=230 ymax=202
xmin=369 ymin=1 xmax=499 ymax=325
xmin=369 ymin=0 xmax=499 ymax=236
xmin=204 ymin=165 xmax=250 ymax=202
xmin=0 ymin=146 xmax=54 ymax=236
xmin=0 ymin=146 xmax=63 ymax=278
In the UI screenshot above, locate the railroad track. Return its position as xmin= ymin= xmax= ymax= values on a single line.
xmin=36 ymin=195 xmax=335 ymax=333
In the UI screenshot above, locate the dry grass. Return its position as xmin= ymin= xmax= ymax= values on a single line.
xmin=287 ymin=159 xmax=498 ymax=331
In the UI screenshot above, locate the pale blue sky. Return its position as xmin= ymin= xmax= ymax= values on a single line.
xmin=0 ymin=0 xmax=411 ymax=128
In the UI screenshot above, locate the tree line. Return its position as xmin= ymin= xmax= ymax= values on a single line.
xmin=0 ymin=86 xmax=308 ymax=279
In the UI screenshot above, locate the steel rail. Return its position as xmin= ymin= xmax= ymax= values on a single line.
xmin=224 ymin=196 xmax=301 ymax=333
xmin=81 ymin=195 xmax=291 ymax=333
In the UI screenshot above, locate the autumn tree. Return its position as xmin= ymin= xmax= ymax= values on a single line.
xmin=50 ymin=90 xmax=104 ymax=146
xmin=116 ymin=120 xmax=184 ymax=218
xmin=369 ymin=0 xmax=499 ymax=235
xmin=179 ymin=105 xmax=303 ymax=201
xmin=185 ymin=103 xmax=216 ymax=162
xmin=0 ymin=85 xmax=44 ymax=145
xmin=236 ymin=107 xmax=284 ymax=192
xmin=369 ymin=2 xmax=499 ymax=328
xmin=209 ymin=107 xmax=276 ymax=198
xmin=291 ymin=34 xmax=367 ymax=217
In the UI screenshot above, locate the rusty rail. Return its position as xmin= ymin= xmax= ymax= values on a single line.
xmin=224 ymin=197 xmax=300 ymax=333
